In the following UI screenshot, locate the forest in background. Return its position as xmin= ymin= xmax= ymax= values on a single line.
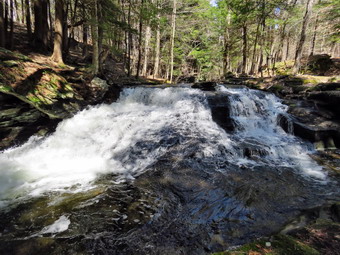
xmin=0 ymin=0 xmax=339 ymax=82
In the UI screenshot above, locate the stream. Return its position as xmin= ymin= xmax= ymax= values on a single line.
xmin=0 ymin=86 xmax=339 ymax=254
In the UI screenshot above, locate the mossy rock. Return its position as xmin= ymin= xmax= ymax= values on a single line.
xmin=0 ymin=47 xmax=31 ymax=62
xmin=284 ymin=77 xmax=304 ymax=87
xmin=2 ymin=60 xmax=20 ymax=67
xmin=306 ymin=54 xmax=332 ymax=75
xmin=313 ymin=83 xmax=340 ymax=91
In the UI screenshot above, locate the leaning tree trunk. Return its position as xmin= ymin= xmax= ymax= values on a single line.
xmin=293 ymin=0 xmax=314 ymax=73
xmin=0 ymin=0 xmax=6 ymax=47
xmin=51 ymin=0 xmax=64 ymax=64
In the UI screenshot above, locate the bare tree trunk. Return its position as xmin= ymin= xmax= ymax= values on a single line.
xmin=293 ymin=0 xmax=314 ymax=73
xmin=34 ymin=0 xmax=49 ymax=50
xmin=222 ymin=38 xmax=230 ymax=76
xmin=310 ymin=14 xmax=319 ymax=56
xmin=48 ymin=0 xmax=53 ymax=43
xmin=9 ymin=0 xmax=13 ymax=49
xmin=68 ymin=0 xmax=78 ymax=46
xmin=284 ymin=33 xmax=290 ymax=61
xmin=91 ymin=0 xmax=99 ymax=75
xmin=153 ymin=0 xmax=161 ymax=78
xmin=250 ymin=21 xmax=260 ymax=74
xmin=241 ymin=24 xmax=247 ymax=74
xmin=136 ymin=0 xmax=144 ymax=78
xmin=5 ymin=0 xmax=8 ymax=39
xmin=62 ymin=1 xmax=69 ymax=55
xmin=0 ymin=0 xmax=5 ymax=47
xmin=98 ymin=0 xmax=104 ymax=73
xmin=51 ymin=0 xmax=64 ymax=64
xmin=82 ymin=3 xmax=88 ymax=57
xmin=120 ymin=0 xmax=127 ymax=70
xmin=21 ymin=0 xmax=24 ymax=23
xmin=14 ymin=0 xmax=19 ymax=23
xmin=127 ymin=0 xmax=132 ymax=76
xmin=258 ymin=23 xmax=265 ymax=77
xmin=169 ymin=0 xmax=177 ymax=83
xmin=142 ymin=18 xmax=151 ymax=76
xmin=25 ymin=0 xmax=31 ymax=38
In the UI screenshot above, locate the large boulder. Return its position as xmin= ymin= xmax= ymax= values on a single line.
xmin=89 ymin=77 xmax=109 ymax=102
xmin=307 ymin=54 xmax=332 ymax=75
xmin=278 ymin=99 xmax=340 ymax=149
xmin=307 ymin=91 xmax=340 ymax=115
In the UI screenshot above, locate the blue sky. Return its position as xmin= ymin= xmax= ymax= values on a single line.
xmin=210 ymin=0 xmax=217 ymax=7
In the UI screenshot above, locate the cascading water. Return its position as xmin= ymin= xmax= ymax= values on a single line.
xmin=218 ymin=86 xmax=326 ymax=179
xmin=0 ymin=86 xmax=337 ymax=255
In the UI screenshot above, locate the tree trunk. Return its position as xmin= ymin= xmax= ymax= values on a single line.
xmin=241 ymin=24 xmax=247 ymax=74
xmin=153 ymin=1 xmax=161 ymax=78
xmin=250 ymin=21 xmax=260 ymax=74
xmin=223 ymin=36 xmax=230 ymax=76
xmin=98 ymin=0 xmax=104 ymax=72
xmin=91 ymin=0 xmax=99 ymax=75
xmin=14 ymin=0 xmax=19 ymax=23
xmin=34 ymin=0 xmax=49 ymax=50
xmin=169 ymin=0 xmax=177 ymax=83
xmin=136 ymin=0 xmax=144 ymax=78
xmin=82 ymin=3 xmax=88 ymax=57
xmin=293 ymin=0 xmax=314 ymax=73
xmin=51 ymin=0 xmax=64 ymax=64
xmin=48 ymin=0 xmax=53 ymax=43
xmin=285 ymin=33 xmax=290 ymax=61
xmin=68 ymin=0 xmax=78 ymax=47
xmin=62 ymin=1 xmax=69 ymax=55
xmin=21 ymin=0 xmax=24 ymax=24
xmin=127 ymin=0 xmax=132 ymax=76
xmin=5 ymin=0 xmax=8 ymax=39
xmin=142 ymin=20 xmax=151 ymax=76
xmin=25 ymin=0 xmax=32 ymax=38
xmin=310 ymin=14 xmax=319 ymax=56
xmin=9 ymin=0 xmax=13 ymax=49
xmin=0 ymin=1 xmax=5 ymax=47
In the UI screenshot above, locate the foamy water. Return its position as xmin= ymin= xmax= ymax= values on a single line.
xmin=0 ymin=86 xmax=326 ymax=207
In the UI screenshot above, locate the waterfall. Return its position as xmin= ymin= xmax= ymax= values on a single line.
xmin=218 ymin=86 xmax=325 ymax=179
xmin=0 ymin=86 xmax=326 ymax=207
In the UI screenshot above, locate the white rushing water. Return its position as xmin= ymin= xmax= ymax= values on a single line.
xmin=218 ymin=86 xmax=325 ymax=178
xmin=0 ymin=86 xmax=326 ymax=207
